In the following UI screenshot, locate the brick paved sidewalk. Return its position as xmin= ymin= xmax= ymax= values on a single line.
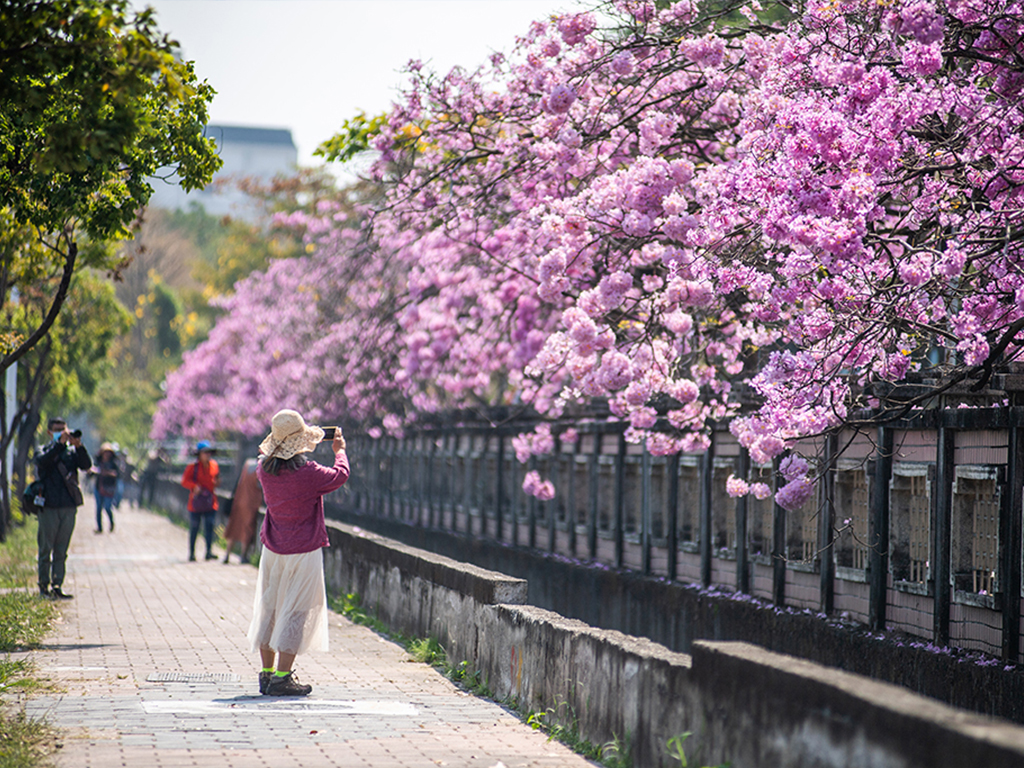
xmin=23 ymin=497 xmax=596 ymax=768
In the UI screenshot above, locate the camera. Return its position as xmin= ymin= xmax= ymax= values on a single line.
xmin=321 ymin=427 xmax=339 ymax=441
xmin=69 ymin=429 xmax=83 ymax=438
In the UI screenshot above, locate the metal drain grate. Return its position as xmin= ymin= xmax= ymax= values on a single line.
xmin=147 ymin=672 xmax=241 ymax=683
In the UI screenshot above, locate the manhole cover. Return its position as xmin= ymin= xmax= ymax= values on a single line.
xmin=147 ymin=672 xmax=241 ymax=683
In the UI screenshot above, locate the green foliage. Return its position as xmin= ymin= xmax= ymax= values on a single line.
xmin=0 ymin=514 xmax=38 ymax=591
xmin=15 ymin=268 xmax=132 ymax=414
xmin=330 ymin=592 xmax=390 ymax=635
xmin=446 ymin=659 xmax=490 ymax=696
xmin=0 ymin=709 xmax=56 ymax=768
xmin=0 ymin=519 xmax=56 ymax=652
xmin=523 ymin=703 xmax=605 ymax=763
xmin=666 ymin=732 xmax=731 ymax=768
xmin=601 ymin=732 xmax=633 ymax=768
xmin=316 ymin=112 xmax=387 ymax=165
xmin=79 ymin=360 xmax=163 ymax=458
xmin=200 ymin=216 xmax=302 ymax=295
xmin=0 ymin=594 xmax=54 ymax=653
xmin=0 ymin=0 xmax=220 ymax=242
xmin=0 ymin=658 xmax=38 ymax=694
xmin=408 ymin=636 xmax=446 ymax=666
xmin=0 ymin=510 xmax=57 ymax=768
xmin=150 ymin=282 xmax=183 ymax=358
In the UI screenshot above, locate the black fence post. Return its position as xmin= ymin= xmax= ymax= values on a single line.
xmin=427 ymin=434 xmax=437 ymax=528
xmin=667 ymin=451 xmax=680 ymax=582
xmin=528 ymin=454 xmax=537 ymax=549
xmin=819 ymin=434 xmax=837 ymax=615
xmin=495 ymin=434 xmax=505 ymax=542
xmin=700 ymin=436 xmax=715 ymax=588
xmin=772 ymin=454 xmax=787 ymax=607
xmin=736 ymin=447 xmax=750 ymax=594
xmin=588 ymin=430 xmax=600 ymax=560
xmin=1001 ymin=405 xmax=1024 ymax=662
xmin=614 ymin=430 xmax=626 ymax=570
xmin=869 ymin=426 xmax=894 ymax=631
xmin=385 ymin=438 xmax=395 ymax=518
xmin=934 ymin=421 xmax=955 ymax=647
xmin=548 ymin=436 xmax=559 ymax=553
xmin=641 ymin=440 xmax=652 ymax=575
xmin=569 ymin=432 xmax=581 ymax=557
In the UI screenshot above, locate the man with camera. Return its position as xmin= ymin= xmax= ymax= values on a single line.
xmin=35 ymin=416 xmax=91 ymax=599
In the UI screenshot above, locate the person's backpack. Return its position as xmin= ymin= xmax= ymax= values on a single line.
xmin=21 ymin=479 xmax=45 ymax=514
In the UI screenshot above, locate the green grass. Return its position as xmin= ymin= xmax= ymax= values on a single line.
xmin=0 ymin=710 xmax=56 ymax=768
xmin=0 ymin=513 xmax=40 ymax=591
xmin=333 ymin=592 xmax=653 ymax=761
xmin=0 ymin=594 xmax=53 ymax=653
xmin=666 ymin=732 xmax=731 ymax=768
xmin=329 ymin=592 xmax=491 ymax=697
xmin=0 ymin=507 xmax=60 ymax=768
xmin=524 ymin=702 xmax=613 ymax=765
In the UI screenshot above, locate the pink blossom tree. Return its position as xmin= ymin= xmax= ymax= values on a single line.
xmin=155 ymin=0 xmax=1024 ymax=506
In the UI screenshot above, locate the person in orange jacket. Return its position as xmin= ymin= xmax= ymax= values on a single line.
xmin=180 ymin=440 xmax=219 ymax=561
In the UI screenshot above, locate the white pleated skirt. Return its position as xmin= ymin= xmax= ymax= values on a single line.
xmin=247 ymin=547 xmax=329 ymax=655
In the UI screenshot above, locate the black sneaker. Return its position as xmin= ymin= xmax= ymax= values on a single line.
xmin=204 ymin=553 xmax=217 ymax=561
xmin=39 ymin=587 xmax=52 ymax=600
xmin=265 ymin=671 xmax=312 ymax=697
xmin=50 ymin=587 xmax=73 ymax=600
xmin=259 ymin=671 xmax=272 ymax=695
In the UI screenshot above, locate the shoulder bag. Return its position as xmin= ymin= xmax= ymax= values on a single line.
xmin=191 ymin=463 xmax=216 ymax=513
xmin=56 ymin=459 xmax=84 ymax=507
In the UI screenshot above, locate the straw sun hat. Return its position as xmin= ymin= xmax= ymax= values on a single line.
xmin=259 ymin=409 xmax=324 ymax=460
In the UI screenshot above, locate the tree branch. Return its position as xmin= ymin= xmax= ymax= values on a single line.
xmin=0 ymin=239 xmax=77 ymax=372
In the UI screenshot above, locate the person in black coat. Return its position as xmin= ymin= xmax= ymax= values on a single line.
xmin=35 ymin=416 xmax=91 ymax=599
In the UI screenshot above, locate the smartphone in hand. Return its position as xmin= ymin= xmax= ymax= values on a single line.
xmin=321 ymin=427 xmax=338 ymax=441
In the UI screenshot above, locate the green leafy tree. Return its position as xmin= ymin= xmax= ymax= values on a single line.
xmin=0 ymin=0 xmax=220 ymax=371
xmin=11 ymin=272 xmax=132 ymax=508
xmin=0 ymin=0 xmax=220 ymax=537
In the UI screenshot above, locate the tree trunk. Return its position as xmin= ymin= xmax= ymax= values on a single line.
xmin=0 ymin=239 xmax=77 ymax=373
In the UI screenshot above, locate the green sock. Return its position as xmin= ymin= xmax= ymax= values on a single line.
xmin=274 ymin=670 xmax=291 ymax=677
xmin=261 ymin=667 xmax=274 ymax=674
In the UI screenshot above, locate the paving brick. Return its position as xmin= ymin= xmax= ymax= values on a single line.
xmin=23 ymin=499 xmax=595 ymax=767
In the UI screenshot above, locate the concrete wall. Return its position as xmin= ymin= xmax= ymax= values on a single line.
xmin=320 ymin=520 xmax=1024 ymax=768
xmin=327 ymin=507 xmax=1024 ymax=725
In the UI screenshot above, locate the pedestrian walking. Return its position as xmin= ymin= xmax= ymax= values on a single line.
xmin=180 ymin=440 xmax=219 ymax=561
xmin=140 ymin=447 xmax=169 ymax=507
xmin=35 ymin=416 xmax=91 ymax=599
xmin=248 ymin=409 xmax=349 ymax=696
xmin=92 ymin=442 xmax=119 ymax=533
xmin=223 ymin=456 xmax=262 ymax=564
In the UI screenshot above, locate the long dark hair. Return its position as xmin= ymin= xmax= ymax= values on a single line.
xmin=259 ymin=453 xmax=308 ymax=476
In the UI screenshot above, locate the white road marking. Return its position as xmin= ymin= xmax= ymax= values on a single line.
xmin=142 ymin=699 xmax=419 ymax=716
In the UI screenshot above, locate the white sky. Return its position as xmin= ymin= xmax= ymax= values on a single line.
xmin=138 ymin=1 xmax=578 ymax=167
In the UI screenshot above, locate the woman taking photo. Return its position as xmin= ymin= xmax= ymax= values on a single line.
xmin=248 ymin=409 xmax=349 ymax=696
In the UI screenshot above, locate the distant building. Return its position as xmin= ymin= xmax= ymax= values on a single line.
xmin=147 ymin=124 xmax=298 ymax=221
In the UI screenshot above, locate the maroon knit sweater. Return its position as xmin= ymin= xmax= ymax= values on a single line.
xmin=256 ymin=451 xmax=350 ymax=554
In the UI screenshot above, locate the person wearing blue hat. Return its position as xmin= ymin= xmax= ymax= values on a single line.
xmin=180 ymin=440 xmax=219 ymax=561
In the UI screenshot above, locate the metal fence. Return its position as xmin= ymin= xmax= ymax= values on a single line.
xmin=341 ymin=404 xmax=1024 ymax=663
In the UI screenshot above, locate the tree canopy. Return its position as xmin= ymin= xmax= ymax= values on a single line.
xmin=154 ymin=0 xmax=1024 ymax=508
xmin=0 ymin=0 xmax=220 ymax=371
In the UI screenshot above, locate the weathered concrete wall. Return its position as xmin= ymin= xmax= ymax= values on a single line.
xmin=321 ymin=523 xmax=526 ymax=642
xmin=319 ymin=518 xmax=1024 ymax=768
xmin=326 ymin=507 xmax=1024 ymax=725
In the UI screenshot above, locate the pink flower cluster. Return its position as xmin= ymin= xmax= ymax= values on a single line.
xmin=153 ymin=0 xmax=1024 ymax=512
